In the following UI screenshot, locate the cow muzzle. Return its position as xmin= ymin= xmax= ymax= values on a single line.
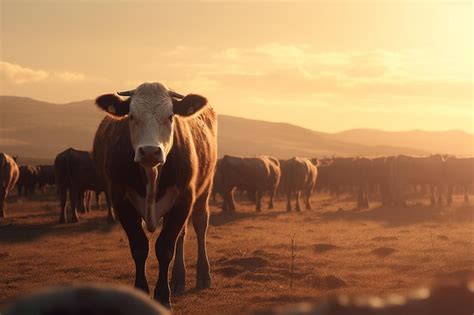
xmin=135 ymin=146 xmax=165 ymax=167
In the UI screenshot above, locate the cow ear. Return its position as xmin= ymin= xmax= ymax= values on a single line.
xmin=95 ymin=94 xmax=130 ymax=117
xmin=172 ymin=94 xmax=207 ymax=117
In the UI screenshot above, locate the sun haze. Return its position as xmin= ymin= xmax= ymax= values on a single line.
xmin=0 ymin=0 xmax=472 ymax=132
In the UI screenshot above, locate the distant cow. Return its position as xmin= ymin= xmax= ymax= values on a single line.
xmin=219 ymin=155 xmax=281 ymax=212
xmin=92 ymin=82 xmax=217 ymax=308
xmin=0 ymin=153 xmax=20 ymax=218
xmin=37 ymin=165 xmax=55 ymax=192
xmin=280 ymin=157 xmax=318 ymax=211
xmin=17 ymin=165 xmax=39 ymax=196
xmin=444 ymin=156 xmax=474 ymax=204
xmin=366 ymin=156 xmax=394 ymax=206
xmin=390 ymin=154 xmax=445 ymax=206
xmin=54 ymin=148 xmax=112 ymax=223
xmin=2 ymin=283 xmax=170 ymax=315
xmin=316 ymin=157 xmax=370 ymax=208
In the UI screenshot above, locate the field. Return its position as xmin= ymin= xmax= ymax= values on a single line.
xmin=0 ymin=191 xmax=473 ymax=314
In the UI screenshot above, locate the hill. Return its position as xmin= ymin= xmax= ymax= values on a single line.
xmin=2 ymin=96 xmax=471 ymax=160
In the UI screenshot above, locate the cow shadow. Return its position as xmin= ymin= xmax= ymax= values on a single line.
xmin=0 ymin=214 xmax=116 ymax=244
xmin=318 ymin=202 xmax=473 ymax=227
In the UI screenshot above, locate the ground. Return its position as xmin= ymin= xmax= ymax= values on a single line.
xmin=0 ymin=191 xmax=473 ymax=314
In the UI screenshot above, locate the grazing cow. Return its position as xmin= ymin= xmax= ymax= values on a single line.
xmin=219 ymin=155 xmax=281 ymax=212
xmin=390 ymin=154 xmax=445 ymax=206
xmin=280 ymin=157 xmax=318 ymax=211
xmin=444 ymin=156 xmax=474 ymax=204
xmin=17 ymin=165 xmax=39 ymax=196
xmin=211 ymin=158 xmax=223 ymax=202
xmin=92 ymin=82 xmax=217 ymax=308
xmin=54 ymin=148 xmax=112 ymax=223
xmin=0 ymin=153 xmax=20 ymax=218
xmin=316 ymin=157 xmax=370 ymax=208
xmin=2 ymin=283 xmax=170 ymax=315
xmin=366 ymin=156 xmax=394 ymax=206
xmin=36 ymin=165 xmax=55 ymax=192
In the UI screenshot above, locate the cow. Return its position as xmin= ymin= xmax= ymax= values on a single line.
xmin=218 ymin=155 xmax=281 ymax=212
xmin=390 ymin=154 xmax=445 ymax=206
xmin=280 ymin=157 xmax=318 ymax=211
xmin=366 ymin=156 xmax=394 ymax=206
xmin=37 ymin=165 xmax=55 ymax=193
xmin=444 ymin=156 xmax=474 ymax=204
xmin=315 ymin=157 xmax=369 ymax=208
xmin=0 ymin=153 xmax=20 ymax=218
xmin=54 ymin=148 xmax=113 ymax=223
xmin=17 ymin=165 xmax=39 ymax=196
xmin=92 ymin=82 xmax=217 ymax=308
xmin=2 ymin=283 xmax=170 ymax=315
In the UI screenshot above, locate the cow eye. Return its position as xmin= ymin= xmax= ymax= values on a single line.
xmin=168 ymin=114 xmax=174 ymax=122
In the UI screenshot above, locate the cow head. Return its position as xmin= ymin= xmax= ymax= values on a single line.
xmin=96 ymin=82 xmax=207 ymax=168
xmin=95 ymin=82 xmax=208 ymax=232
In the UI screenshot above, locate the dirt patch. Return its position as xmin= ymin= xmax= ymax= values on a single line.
xmin=217 ymin=266 xmax=245 ymax=278
xmin=371 ymin=236 xmax=398 ymax=242
xmin=437 ymin=235 xmax=449 ymax=241
xmin=313 ymin=243 xmax=338 ymax=253
xmin=225 ymin=256 xmax=270 ymax=270
xmin=325 ymin=275 xmax=347 ymax=289
xmin=371 ymin=247 xmax=397 ymax=257
xmin=240 ymin=272 xmax=286 ymax=282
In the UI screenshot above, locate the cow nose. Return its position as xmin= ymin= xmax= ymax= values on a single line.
xmin=138 ymin=146 xmax=165 ymax=166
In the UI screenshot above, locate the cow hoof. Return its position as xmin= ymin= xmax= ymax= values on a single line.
xmin=196 ymin=278 xmax=211 ymax=290
xmin=171 ymin=283 xmax=185 ymax=295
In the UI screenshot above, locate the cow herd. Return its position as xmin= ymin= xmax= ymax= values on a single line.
xmin=0 ymin=82 xmax=473 ymax=311
xmin=212 ymin=154 xmax=474 ymax=213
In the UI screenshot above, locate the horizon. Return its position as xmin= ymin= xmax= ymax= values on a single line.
xmin=1 ymin=0 xmax=472 ymax=133
xmin=1 ymin=93 xmax=473 ymax=135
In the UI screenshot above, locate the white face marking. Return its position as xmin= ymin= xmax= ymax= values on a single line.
xmin=128 ymin=82 xmax=174 ymax=164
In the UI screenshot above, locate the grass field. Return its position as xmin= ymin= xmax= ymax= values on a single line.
xmin=0 ymin=191 xmax=473 ymax=314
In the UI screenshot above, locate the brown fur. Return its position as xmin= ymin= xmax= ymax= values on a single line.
xmin=444 ymin=156 xmax=474 ymax=205
xmin=279 ymin=157 xmax=318 ymax=211
xmin=92 ymin=104 xmax=217 ymax=307
xmin=0 ymin=153 xmax=20 ymax=218
xmin=219 ymin=155 xmax=281 ymax=212
xmin=17 ymin=165 xmax=39 ymax=197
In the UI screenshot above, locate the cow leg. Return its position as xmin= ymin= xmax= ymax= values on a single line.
xmin=429 ymin=184 xmax=436 ymax=206
xmin=171 ymin=227 xmax=186 ymax=294
xmin=0 ymin=187 xmax=7 ymax=218
xmin=84 ymin=191 xmax=91 ymax=212
xmin=114 ymin=197 xmax=150 ymax=294
xmin=436 ymin=185 xmax=443 ymax=206
xmin=268 ymin=186 xmax=276 ymax=209
xmin=295 ymin=190 xmax=301 ymax=212
xmin=105 ymin=191 xmax=116 ymax=223
xmin=58 ymin=186 xmax=68 ymax=223
xmin=154 ymin=202 xmax=190 ymax=309
xmin=95 ymin=191 xmax=101 ymax=210
xmin=69 ymin=186 xmax=80 ymax=223
xmin=77 ymin=189 xmax=87 ymax=214
xmin=447 ymin=185 xmax=453 ymax=205
xmin=286 ymin=191 xmax=292 ymax=212
xmin=304 ymin=188 xmax=312 ymax=210
xmin=192 ymin=197 xmax=211 ymax=290
xmin=464 ymin=185 xmax=469 ymax=203
xmin=229 ymin=188 xmax=236 ymax=212
xmin=255 ymin=190 xmax=262 ymax=212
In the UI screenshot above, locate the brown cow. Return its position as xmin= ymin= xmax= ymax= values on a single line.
xmin=219 ymin=155 xmax=281 ymax=212
xmin=390 ymin=154 xmax=445 ymax=206
xmin=17 ymin=165 xmax=39 ymax=196
xmin=37 ymin=164 xmax=55 ymax=192
xmin=0 ymin=153 xmax=20 ymax=218
xmin=280 ymin=157 xmax=318 ymax=211
xmin=315 ymin=157 xmax=370 ymax=208
xmin=366 ymin=156 xmax=395 ymax=206
xmin=92 ymin=82 xmax=217 ymax=308
xmin=444 ymin=156 xmax=474 ymax=204
xmin=54 ymin=148 xmax=113 ymax=223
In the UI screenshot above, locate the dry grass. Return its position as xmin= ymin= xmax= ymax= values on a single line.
xmin=0 ymin=192 xmax=473 ymax=314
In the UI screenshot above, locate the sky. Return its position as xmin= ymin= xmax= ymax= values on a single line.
xmin=0 ymin=0 xmax=472 ymax=133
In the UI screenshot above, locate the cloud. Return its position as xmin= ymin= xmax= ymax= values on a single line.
xmin=0 ymin=61 xmax=86 ymax=84
xmin=0 ymin=61 xmax=48 ymax=84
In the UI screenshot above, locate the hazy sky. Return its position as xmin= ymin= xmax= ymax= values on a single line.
xmin=0 ymin=0 xmax=472 ymax=132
